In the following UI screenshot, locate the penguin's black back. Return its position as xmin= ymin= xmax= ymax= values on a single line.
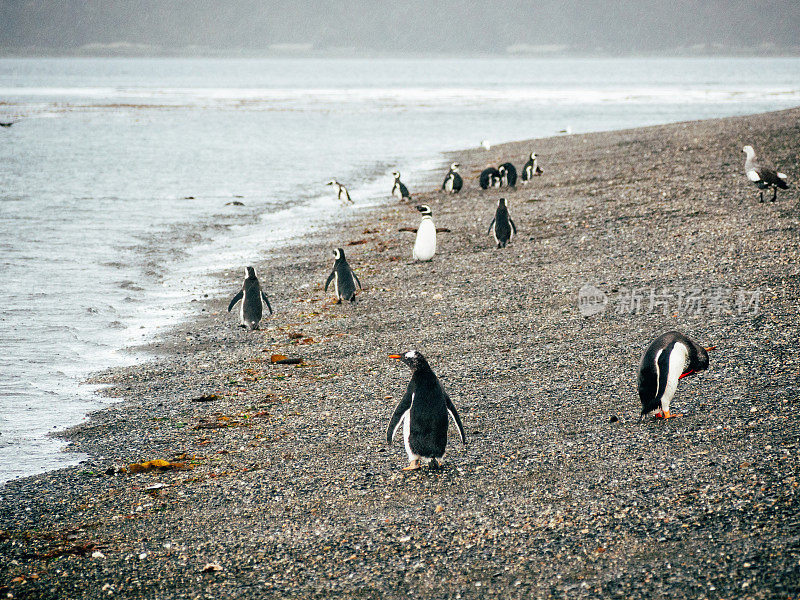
xmin=408 ymin=369 xmax=449 ymax=458
xmin=521 ymin=157 xmax=534 ymax=181
xmin=335 ymin=258 xmax=358 ymax=301
xmin=499 ymin=162 xmax=517 ymax=187
xmin=493 ymin=204 xmax=513 ymax=246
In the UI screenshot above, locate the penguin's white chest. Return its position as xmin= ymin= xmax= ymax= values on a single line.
xmin=444 ymin=175 xmax=453 ymax=192
xmin=413 ymin=217 xmax=437 ymax=261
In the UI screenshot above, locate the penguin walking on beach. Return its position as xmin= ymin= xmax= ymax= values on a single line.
xmin=392 ymin=171 xmax=412 ymax=201
xmin=638 ymin=331 xmax=713 ymax=419
xmin=498 ymin=163 xmax=517 ymax=187
xmin=487 ymin=198 xmax=517 ymax=248
xmin=413 ymin=205 xmax=437 ymax=261
xmin=228 ymin=266 xmax=273 ymax=330
xmin=743 ymin=145 xmax=789 ymax=202
xmin=387 ymin=350 xmax=466 ymax=471
xmin=327 ymin=179 xmax=353 ymax=204
xmin=325 ymin=247 xmax=362 ymax=303
xmin=479 ymin=167 xmax=501 ymax=190
xmin=442 ymin=163 xmax=463 ymax=193
xmin=521 ymin=152 xmax=543 ymax=183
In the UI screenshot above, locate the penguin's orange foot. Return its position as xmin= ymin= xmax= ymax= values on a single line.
xmin=403 ymin=460 xmax=421 ymax=471
xmin=661 ymin=411 xmax=683 ymax=419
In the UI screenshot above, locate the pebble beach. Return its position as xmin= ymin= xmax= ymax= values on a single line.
xmin=1 ymin=107 xmax=799 ymax=599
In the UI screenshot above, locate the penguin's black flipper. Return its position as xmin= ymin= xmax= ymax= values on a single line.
xmin=510 ymin=218 xmax=517 ymax=236
xmin=387 ymin=384 xmax=413 ymax=443
xmin=353 ymin=271 xmax=362 ymax=290
xmin=261 ymin=291 xmax=273 ymax=315
xmin=345 ymin=189 xmax=353 ymax=203
xmin=487 ymin=217 xmax=496 ymax=235
xmin=227 ymin=290 xmax=243 ymax=312
xmin=324 ymin=270 xmax=335 ymax=292
xmin=445 ymin=394 xmax=466 ymax=444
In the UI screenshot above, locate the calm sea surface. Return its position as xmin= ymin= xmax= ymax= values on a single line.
xmin=1 ymin=56 xmax=798 ymax=483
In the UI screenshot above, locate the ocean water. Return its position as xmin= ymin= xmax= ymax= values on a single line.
xmin=1 ymin=56 xmax=798 ymax=484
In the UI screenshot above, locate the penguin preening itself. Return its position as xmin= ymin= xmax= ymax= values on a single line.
xmin=487 ymin=198 xmax=517 ymax=248
xmin=227 ymin=266 xmax=273 ymax=330
xmin=638 ymin=331 xmax=714 ymax=419
xmin=387 ymin=350 xmax=466 ymax=471
xmin=521 ymin=152 xmax=543 ymax=183
xmin=743 ymin=145 xmax=789 ymax=202
xmin=479 ymin=167 xmax=501 ymax=190
xmin=498 ymin=163 xmax=517 ymax=187
xmin=327 ymin=179 xmax=353 ymax=204
xmin=442 ymin=163 xmax=463 ymax=193
xmin=324 ymin=247 xmax=362 ymax=303
xmin=392 ymin=171 xmax=411 ymax=201
xmin=412 ymin=204 xmax=437 ymax=261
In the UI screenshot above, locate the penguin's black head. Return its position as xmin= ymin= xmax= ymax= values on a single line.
xmin=392 ymin=171 xmax=400 ymax=179
xmin=499 ymin=197 xmax=508 ymax=207
xmin=415 ymin=204 xmax=431 ymax=215
xmin=498 ymin=165 xmax=507 ymax=174
xmin=333 ymin=247 xmax=345 ymax=261
xmin=389 ymin=350 xmax=430 ymax=371
xmin=451 ymin=162 xmax=460 ymax=171
xmin=530 ymin=152 xmax=537 ymax=159
xmin=327 ymin=179 xmax=337 ymax=186
xmin=245 ymin=266 xmax=257 ymax=279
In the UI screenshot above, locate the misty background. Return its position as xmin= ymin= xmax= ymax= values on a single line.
xmin=1 ymin=0 xmax=799 ymax=56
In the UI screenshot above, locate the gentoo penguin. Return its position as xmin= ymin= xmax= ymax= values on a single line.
xmin=441 ymin=162 xmax=463 ymax=193
xmin=479 ymin=167 xmax=501 ymax=190
xmin=487 ymin=198 xmax=517 ymax=248
xmin=387 ymin=350 xmax=466 ymax=471
xmin=743 ymin=145 xmax=789 ymax=202
xmin=324 ymin=247 xmax=362 ymax=303
xmin=327 ymin=179 xmax=353 ymax=204
xmin=638 ymin=331 xmax=713 ymax=419
xmin=498 ymin=163 xmax=517 ymax=187
xmin=521 ymin=152 xmax=543 ymax=183
xmin=413 ymin=205 xmax=437 ymax=261
xmin=392 ymin=171 xmax=411 ymax=201
xmin=227 ymin=266 xmax=273 ymax=330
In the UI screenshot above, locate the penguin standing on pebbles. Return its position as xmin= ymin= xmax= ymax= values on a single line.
xmin=325 ymin=248 xmax=362 ymax=303
xmin=442 ymin=163 xmax=463 ymax=193
xmin=498 ymin=162 xmax=517 ymax=187
xmin=638 ymin=331 xmax=713 ymax=419
xmin=327 ymin=179 xmax=353 ymax=204
xmin=743 ymin=145 xmax=789 ymax=202
xmin=487 ymin=198 xmax=517 ymax=248
xmin=521 ymin=152 xmax=543 ymax=183
xmin=479 ymin=167 xmax=501 ymax=190
xmin=392 ymin=171 xmax=411 ymax=201
xmin=387 ymin=350 xmax=466 ymax=471
xmin=412 ymin=205 xmax=437 ymax=261
xmin=228 ymin=266 xmax=273 ymax=330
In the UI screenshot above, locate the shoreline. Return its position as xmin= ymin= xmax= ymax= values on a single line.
xmin=2 ymin=107 xmax=799 ymax=598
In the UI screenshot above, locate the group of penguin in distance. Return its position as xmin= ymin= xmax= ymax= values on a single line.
xmin=227 ymin=143 xmax=789 ymax=471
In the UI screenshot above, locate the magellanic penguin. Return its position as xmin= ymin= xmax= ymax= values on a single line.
xmin=413 ymin=204 xmax=437 ymax=261
xmin=442 ymin=163 xmax=463 ymax=193
xmin=324 ymin=247 xmax=362 ymax=303
xmin=521 ymin=152 xmax=543 ymax=183
xmin=638 ymin=331 xmax=714 ymax=419
xmin=498 ymin=162 xmax=517 ymax=187
xmin=228 ymin=266 xmax=273 ymax=330
xmin=387 ymin=350 xmax=466 ymax=471
xmin=479 ymin=167 xmax=501 ymax=190
xmin=743 ymin=145 xmax=789 ymax=202
xmin=487 ymin=198 xmax=517 ymax=248
xmin=327 ymin=179 xmax=353 ymax=204
xmin=392 ymin=171 xmax=412 ymax=201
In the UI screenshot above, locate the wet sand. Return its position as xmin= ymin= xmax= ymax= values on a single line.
xmin=1 ymin=107 xmax=799 ymax=599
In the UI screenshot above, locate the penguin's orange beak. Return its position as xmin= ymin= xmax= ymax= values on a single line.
xmin=388 ymin=354 xmax=402 ymax=360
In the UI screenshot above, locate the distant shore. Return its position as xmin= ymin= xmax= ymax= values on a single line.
xmin=1 ymin=107 xmax=799 ymax=599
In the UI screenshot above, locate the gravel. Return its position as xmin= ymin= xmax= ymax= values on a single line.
xmin=1 ymin=108 xmax=799 ymax=599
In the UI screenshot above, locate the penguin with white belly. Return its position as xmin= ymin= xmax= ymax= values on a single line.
xmin=638 ymin=331 xmax=714 ymax=419
xmin=228 ymin=266 xmax=273 ymax=330
xmin=442 ymin=163 xmax=463 ymax=193
xmin=392 ymin=171 xmax=411 ymax=201
xmin=412 ymin=204 xmax=437 ymax=261
xmin=387 ymin=350 xmax=466 ymax=471
xmin=324 ymin=247 xmax=362 ymax=303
